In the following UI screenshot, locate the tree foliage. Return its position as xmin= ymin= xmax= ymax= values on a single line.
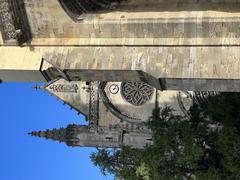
xmin=90 ymin=93 xmax=240 ymax=180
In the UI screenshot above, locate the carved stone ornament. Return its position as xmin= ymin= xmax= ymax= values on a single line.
xmin=0 ymin=0 xmax=16 ymax=40
xmin=49 ymin=84 xmax=79 ymax=93
xmin=89 ymin=82 xmax=100 ymax=127
xmin=0 ymin=0 xmax=32 ymax=44
xmin=121 ymin=82 xmax=154 ymax=106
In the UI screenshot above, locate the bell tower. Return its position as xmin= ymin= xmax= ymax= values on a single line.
xmin=29 ymin=124 xmax=153 ymax=149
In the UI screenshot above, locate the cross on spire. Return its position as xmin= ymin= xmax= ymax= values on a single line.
xmin=32 ymin=85 xmax=44 ymax=91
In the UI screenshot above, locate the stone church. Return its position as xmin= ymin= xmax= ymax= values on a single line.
xmin=0 ymin=0 xmax=239 ymax=148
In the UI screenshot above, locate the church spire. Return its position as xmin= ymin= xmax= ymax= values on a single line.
xmin=28 ymin=128 xmax=67 ymax=142
xmin=28 ymin=124 xmax=88 ymax=147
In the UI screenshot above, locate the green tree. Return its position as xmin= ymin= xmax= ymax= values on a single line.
xmin=91 ymin=93 xmax=240 ymax=180
xmin=90 ymin=148 xmax=119 ymax=176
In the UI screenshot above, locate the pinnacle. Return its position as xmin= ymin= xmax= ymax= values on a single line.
xmin=28 ymin=128 xmax=67 ymax=142
xmin=28 ymin=124 xmax=88 ymax=147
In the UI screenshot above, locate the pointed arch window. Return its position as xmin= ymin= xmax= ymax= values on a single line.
xmin=58 ymin=0 xmax=121 ymax=21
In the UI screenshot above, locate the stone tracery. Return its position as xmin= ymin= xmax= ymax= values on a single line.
xmin=121 ymin=82 xmax=154 ymax=106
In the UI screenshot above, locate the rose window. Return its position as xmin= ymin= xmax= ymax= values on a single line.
xmin=121 ymin=82 xmax=154 ymax=106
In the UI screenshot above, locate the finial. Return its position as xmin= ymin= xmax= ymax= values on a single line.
xmin=32 ymin=85 xmax=43 ymax=90
xmin=28 ymin=132 xmax=33 ymax=136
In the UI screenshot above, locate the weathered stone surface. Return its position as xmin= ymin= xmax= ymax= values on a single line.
xmin=1 ymin=0 xmax=240 ymax=89
xmin=38 ymin=46 xmax=240 ymax=91
xmin=1 ymin=0 xmax=240 ymax=148
xmin=42 ymin=46 xmax=240 ymax=79
xmin=21 ymin=0 xmax=240 ymax=46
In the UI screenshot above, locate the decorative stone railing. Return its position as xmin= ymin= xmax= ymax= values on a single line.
xmin=0 ymin=0 xmax=31 ymax=45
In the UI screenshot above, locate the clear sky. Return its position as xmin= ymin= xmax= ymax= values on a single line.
xmin=0 ymin=83 xmax=113 ymax=180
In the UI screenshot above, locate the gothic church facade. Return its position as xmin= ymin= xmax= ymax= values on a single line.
xmin=0 ymin=0 xmax=240 ymax=148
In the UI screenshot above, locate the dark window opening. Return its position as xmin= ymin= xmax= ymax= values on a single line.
xmin=105 ymin=137 xmax=113 ymax=140
xmin=58 ymin=0 xmax=121 ymax=21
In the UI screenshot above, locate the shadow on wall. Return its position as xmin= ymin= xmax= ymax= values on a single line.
xmin=58 ymin=0 xmax=240 ymax=21
xmin=58 ymin=0 xmax=121 ymax=21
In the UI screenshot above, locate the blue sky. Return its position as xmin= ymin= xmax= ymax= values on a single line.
xmin=0 ymin=83 xmax=113 ymax=180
